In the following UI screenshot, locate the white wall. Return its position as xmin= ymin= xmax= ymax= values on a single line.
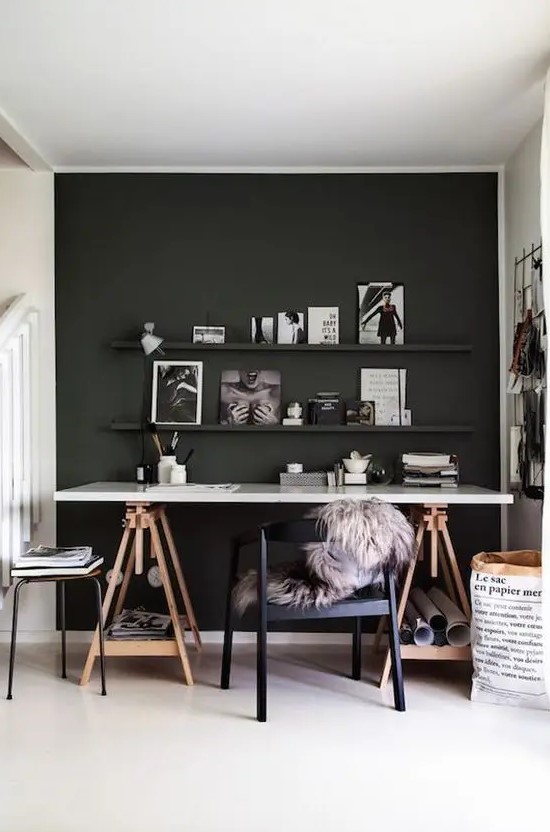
xmin=0 ymin=171 xmax=56 ymax=630
xmin=505 ymin=121 xmax=543 ymax=550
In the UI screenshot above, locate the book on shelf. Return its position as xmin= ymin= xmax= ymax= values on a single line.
xmin=12 ymin=557 xmax=103 ymax=577
xmin=308 ymin=392 xmax=343 ymax=425
xmin=360 ymin=368 xmax=407 ymax=425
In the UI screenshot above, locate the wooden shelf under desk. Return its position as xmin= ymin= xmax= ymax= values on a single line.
xmin=399 ymin=645 xmax=471 ymax=661
xmin=102 ymin=639 xmax=181 ymax=657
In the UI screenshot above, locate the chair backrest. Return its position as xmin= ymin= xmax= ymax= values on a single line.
xmin=262 ymin=519 xmax=324 ymax=544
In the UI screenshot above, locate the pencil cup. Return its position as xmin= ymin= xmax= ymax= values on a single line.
xmin=157 ymin=455 xmax=177 ymax=484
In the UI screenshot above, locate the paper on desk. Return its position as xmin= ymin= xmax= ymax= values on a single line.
xmin=146 ymin=483 xmax=239 ymax=492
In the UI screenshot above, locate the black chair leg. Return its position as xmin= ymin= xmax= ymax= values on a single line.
xmin=352 ymin=617 xmax=362 ymax=680
xmin=221 ymin=541 xmax=240 ymax=690
xmin=386 ymin=572 xmax=406 ymax=712
xmin=256 ymin=530 xmax=267 ymax=722
xmin=60 ymin=580 xmax=67 ymax=679
xmin=91 ymin=577 xmax=107 ymax=696
xmin=7 ymin=579 xmax=27 ymax=700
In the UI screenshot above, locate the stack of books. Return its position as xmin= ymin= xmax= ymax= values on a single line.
xmin=308 ymin=391 xmax=343 ymax=425
xmin=108 ymin=609 xmax=174 ymax=640
xmin=12 ymin=545 xmax=103 ymax=577
xmin=401 ymin=453 xmax=459 ymax=487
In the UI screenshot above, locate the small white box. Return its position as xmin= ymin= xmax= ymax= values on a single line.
xmin=344 ymin=473 xmax=368 ymax=485
xmin=282 ymin=418 xmax=304 ymax=426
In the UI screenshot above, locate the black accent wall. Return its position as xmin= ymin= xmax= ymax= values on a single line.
xmin=55 ymin=173 xmax=500 ymax=629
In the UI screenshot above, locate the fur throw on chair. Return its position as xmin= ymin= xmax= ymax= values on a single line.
xmin=233 ymin=499 xmax=416 ymax=614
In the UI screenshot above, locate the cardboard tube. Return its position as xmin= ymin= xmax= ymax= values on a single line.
xmin=427 ymin=586 xmax=471 ymax=647
xmin=399 ymin=621 xmax=414 ymax=645
xmin=404 ymin=601 xmax=434 ymax=646
xmin=410 ymin=587 xmax=447 ymax=632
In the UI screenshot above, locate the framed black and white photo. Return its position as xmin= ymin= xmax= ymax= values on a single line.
xmin=358 ymin=283 xmax=404 ymax=345
xmin=192 ymin=326 xmax=225 ymax=344
xmin=219 ymin=370 xmax=281 ymax=425
xmin=277 ymin=311 xmax=305 ymax=344
xmin=251 ymin=316 xmax=274 ymax=344
xmin=345 ymin=399 xmax=376 ymax=426
xmin=151 ymin=361 xmax=203 ymax=425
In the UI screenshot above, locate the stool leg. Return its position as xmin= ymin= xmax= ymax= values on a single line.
xmin=91 ymin=577 xmax=107 ymax=696
xmin=60 ymin=580 xmax=67 ymax=679
xmin=7 ymin=579 xmax=27 ymax=700
xmin=352 ymin=617 xmax=362 ymax=681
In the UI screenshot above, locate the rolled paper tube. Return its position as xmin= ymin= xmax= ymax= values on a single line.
xmin=404 ymin=601 xmax=434 ymax=646
xmin=427 ymin=586 xmax=471 ymax=647
xmin=399 ymin=622 xmax=414 ymax=645
xmin=433 ymin=630 xmax=447 ymax=647
xmin=410 ymin=587 xmax=447 ymax=633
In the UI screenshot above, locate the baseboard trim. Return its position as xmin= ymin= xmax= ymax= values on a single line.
xmin=0 ymin=630 xmax=376 ymax=646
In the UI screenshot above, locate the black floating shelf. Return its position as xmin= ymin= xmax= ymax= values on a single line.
xmin=110 ymin=341 xmax=472 ymax=353
xmin=111 ymin=422 xmax=473 ymax=434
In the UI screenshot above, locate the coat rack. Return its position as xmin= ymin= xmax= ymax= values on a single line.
xmin=510 ymin=241 xmax=545 ymax=500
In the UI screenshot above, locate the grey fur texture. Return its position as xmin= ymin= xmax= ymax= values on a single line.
xmin=233 ymin=499 xmax=415 ymax=614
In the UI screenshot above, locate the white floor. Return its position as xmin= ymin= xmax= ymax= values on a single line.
xmin=0 ymin=642 xmax=548 ymax=832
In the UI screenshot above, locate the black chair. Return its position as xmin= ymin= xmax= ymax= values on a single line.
xmin=6 ymin=570 xmax=106 ymax=700
xmin=221 ymin=519 xmax=405 ymax=722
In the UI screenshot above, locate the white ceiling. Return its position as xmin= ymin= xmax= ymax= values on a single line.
xmin=0 ymin=0 xmax=548 ymax=170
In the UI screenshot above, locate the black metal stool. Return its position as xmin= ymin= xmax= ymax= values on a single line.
xmin=6 ymin=569 xmax=106 ymax=699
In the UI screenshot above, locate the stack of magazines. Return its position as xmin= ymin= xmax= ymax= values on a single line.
xmin=12 ymin=545 xmax=103 ymax=577
xmin=108 ymin=609 xmax=174 ymax=640
xmin=401 ymin=453 xmax=459 ymax=487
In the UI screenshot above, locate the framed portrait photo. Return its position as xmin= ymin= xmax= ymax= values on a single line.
xmin=192 ymin=325 xmax=225 ymax=344
xmin=277 ymin=311 xmax=306 ymax=344
xmin=151 ymin=361 xmax=203 ymax=425
xmin=358 ymin=283 xmax=404 ymax=345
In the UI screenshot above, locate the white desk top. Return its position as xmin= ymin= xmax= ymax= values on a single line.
xmin=54 ymin=482 xmax=513 ymax=505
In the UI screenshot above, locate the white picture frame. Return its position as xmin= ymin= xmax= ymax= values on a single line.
xmin=151 ymin=361 xmax=203 ymax=425
xmin=192 ymin=326 xmax=225 ymax=344
xmin=307 ymin=307 xmax=339 ymax=345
